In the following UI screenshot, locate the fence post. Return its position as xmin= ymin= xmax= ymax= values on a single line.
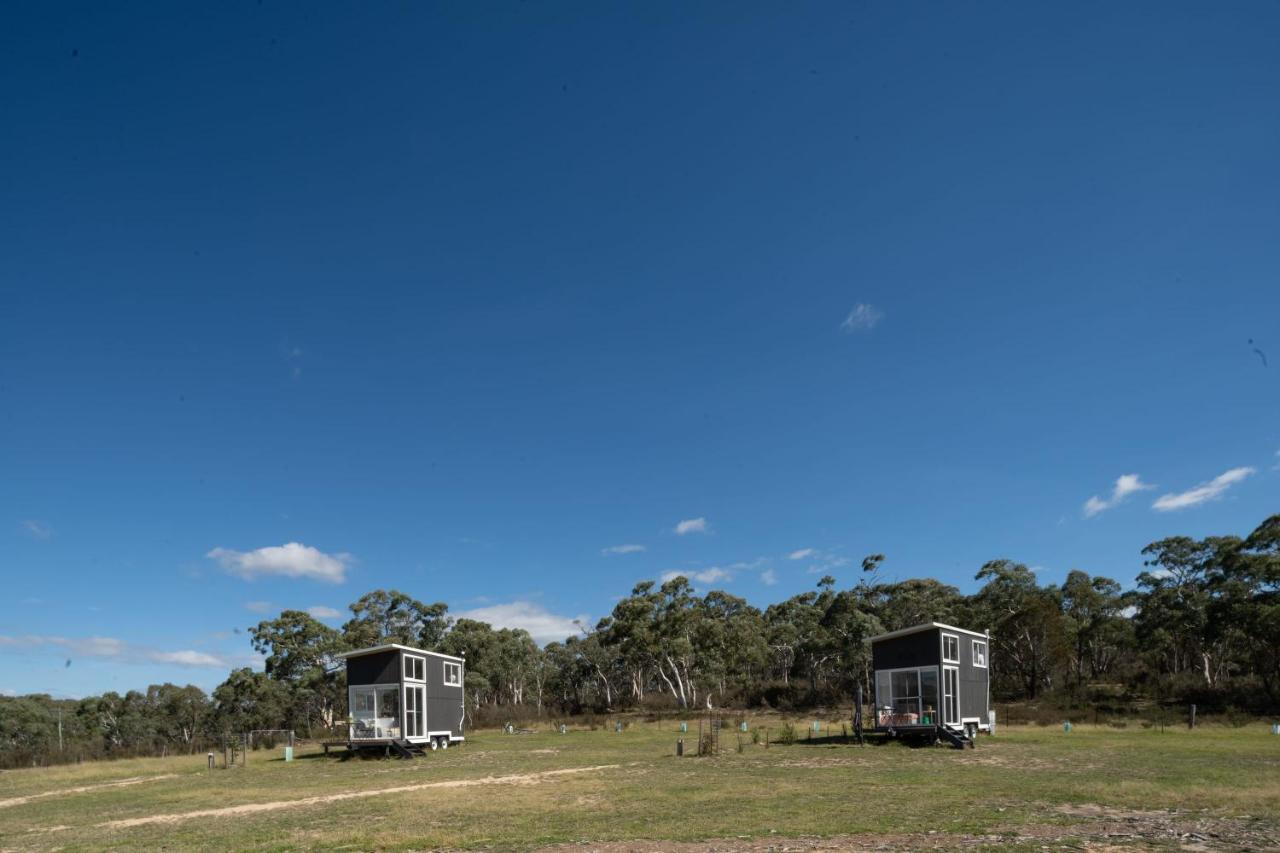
xmin=1189 ymin=704 xmax=1196 ymax=729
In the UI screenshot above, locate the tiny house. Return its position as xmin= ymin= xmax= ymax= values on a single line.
xmin=869 ymin=622 xmax=991 ymax=744
xmin=338 ymin=643 xmax=466 ymax=752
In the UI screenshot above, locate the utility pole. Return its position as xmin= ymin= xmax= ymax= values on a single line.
xmin=58 ymin=708 xmax=64 ymax=753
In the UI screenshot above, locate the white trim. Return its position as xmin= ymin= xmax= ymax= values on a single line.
xmin=403 ymin=654 xmax=426 ymax=682
xmin=941 ymin=633 xmax=960 ymax=664
xmin=443 ymin=660 xmax=462 ymax=687
xmin=868 ymin=622 xmax=990 ymax=643
xmin=971 ymin=639 xmax=988 ymax=669
xmin=337 ymin=643 xmax=465 ymax=663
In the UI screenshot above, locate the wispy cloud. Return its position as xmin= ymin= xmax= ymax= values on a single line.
xmin=0 ymin=635 xmax=227 ymax=668
xmin=149 ymin=650 xmax=225 ymax=667
xmin=806 ymin=556 xmax=851 ymax=574
xmin=601 ymin=544 xmax=646 ymax=556
xmin=208 ymin=542 xmax=351 ymax=583
xmin=840 ymin=303 xmax=883 ymax=333
xmin=661 ymin=567 xmax=733 ymax=585
xmin=244 ymin=601 xmax=273 ymax=614
xmin=1153 ymin=467 xmax=1255 ymax=512
xmin=761 ymin=568 xmax=778 ymax=586
xmin=674 ymin=517 xmax=709 ymax=536
xmin=788 ymin=548 xmax=815 ymax=561
xmin=1083 ymin=473 xmax=1154 ymax=518
xmin=455 ymin=601 xmax=588 ymax=645
xmin=307 ymin=605 xmax=342 ymax=620
xmin=20 ymin=519 xmax=52 ymax=540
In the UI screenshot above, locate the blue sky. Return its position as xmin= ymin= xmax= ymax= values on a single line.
xmin=2 ymin=2 xmax=1278 ymax=698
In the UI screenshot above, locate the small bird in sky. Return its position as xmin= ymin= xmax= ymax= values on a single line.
xmin=65 ymin=659 xmax=72 ymax=668
xmin=1249 ymin=339 xmax=1268 ymax=367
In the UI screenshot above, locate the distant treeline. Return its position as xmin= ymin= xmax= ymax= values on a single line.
xmin=2 ymin=514 xmax=1277 ymax=767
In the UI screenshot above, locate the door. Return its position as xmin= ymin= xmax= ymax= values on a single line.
xmin=404 ymin=685 xmax=425 ymax=738
xmin=942 ymin=666 xmax=959 ymax=727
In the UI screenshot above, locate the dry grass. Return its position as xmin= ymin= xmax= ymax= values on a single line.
xmin=0 ymin=718 xmax=1277 ymax=850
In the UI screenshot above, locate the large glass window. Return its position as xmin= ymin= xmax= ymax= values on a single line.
xmin=875 ymin=667 xmax=940 ymax=725
xmin=350 ymin=685 xmax=402 ymax=739
xmin=351 ymin=687 xmax=378 ymax=739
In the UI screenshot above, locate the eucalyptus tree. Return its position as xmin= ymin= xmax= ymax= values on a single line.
xmin=1059 ymin=570 xmax=1129 ymax=687
xmin=341 ymin=589 xmax=451 ymax=649
xmin=1136 ymin=536 xmax=1242 ymax=686
xmin=971 ymin=559 xmax=1065 ymax=699
xmin=249 ymin=609 xmax=347 ymax=732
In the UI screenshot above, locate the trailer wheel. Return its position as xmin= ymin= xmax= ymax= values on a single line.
xmin=429 ymin=737 xmax=439 ymax=751
xmin=439 ymin=737 xmax=449 ymax=750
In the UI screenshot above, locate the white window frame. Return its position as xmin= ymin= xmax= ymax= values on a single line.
xmin=942 ymin=633 xmax=960 ymax=664
xmin=972 ymin=639 xmax=987 ymax=669
xmin=403 ymin=654 xmax=425 ymax=682
xmin=443 ymin=661 xmax=462 ymax=687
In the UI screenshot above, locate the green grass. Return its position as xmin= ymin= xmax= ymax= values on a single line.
xmin=1 ymin=718 xmax=1277 ymax=850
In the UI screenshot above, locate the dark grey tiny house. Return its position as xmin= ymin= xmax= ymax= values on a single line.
xmin=869 ymin=622 xmax=991 ymax=744
xmin=338 ymin=644 xmax=465 ymax=752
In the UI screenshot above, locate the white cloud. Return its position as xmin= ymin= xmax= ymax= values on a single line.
xmin=1152 ymin=467 xmax=1255 ymax=512
xmin=788 ymin=548 xmax=815 ymax=561
xmin=761 ymin=569 xmax=778 ymax=586
xmin=207 ymin=542 xmax=351 ymax=583
xmin=674 ymin=517 xmax=709 ymax=536
xmin=661 ymin=567 xmax=733 ymax=585
xmin=0 ymin=688 xmax=15 ymax=697
xmin=805 ymin=555 xmax=851 ymax=574
xmin=1273 ymin=450 xmax=1280 ymax=471
xmin=1082 ymin=473 xmax=1153 ymax=518
xmin=244 ymin=600 xmax=273 ymax=614
xmin=149 ymin=650 xmax=226 ymax=667
xmin=840 ymin=303 xmax=883 ymax=333
xmin=601 ymin=544 xmax=646 ymax=556
xmin=20 ymin=519 xmax=52 ymax=539
xmin=454 ymin=601 xmax=587 ymax=646
xmin=307 ymin=605 xmax=342 ymax=620
xmin=0 ymin=635 xmax=225 ymax=668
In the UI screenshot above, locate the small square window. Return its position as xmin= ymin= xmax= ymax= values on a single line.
xmin=972 ymin=640 xmax=987 ymax=668
xmin=443 ymin=661 xmax=462 ymax=686
xmin=403 ymin=655 xmax=425 ymax=681
xmin=942 ymin=634 xmax=960 ymax=664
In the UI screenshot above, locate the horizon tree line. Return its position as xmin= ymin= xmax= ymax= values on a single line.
xmin=2 ymin=513 xmax=1276 ymax=767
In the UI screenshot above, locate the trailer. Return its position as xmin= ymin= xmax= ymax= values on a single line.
xmin=338 ymin=643 xmax=465 ymax=756
xmin=867 ymin=622 xmax=991 ymax=748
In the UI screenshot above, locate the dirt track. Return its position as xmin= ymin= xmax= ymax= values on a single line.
xmin=93 ymin=764 xmax=621 ymax=831
xmin=0 ymin=774 xmax=177 ymax=810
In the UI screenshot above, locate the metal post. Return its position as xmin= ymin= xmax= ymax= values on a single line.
xmin=207 ymin=752 xmax=215 ymax=770
xmin=676 ymin=738 xmax=684 ymax=757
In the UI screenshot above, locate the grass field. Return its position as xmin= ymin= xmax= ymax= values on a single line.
xmin=1 ymin=717 xmax=1278 ymax=851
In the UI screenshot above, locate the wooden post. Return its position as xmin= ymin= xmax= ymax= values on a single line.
xmin=1189 ymin=704 xmax=1196 ymax=729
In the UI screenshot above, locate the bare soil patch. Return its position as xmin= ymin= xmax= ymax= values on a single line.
xmin=92 ymin=764 xmax=621 ymax=831
xmin=0 ymin=774 xmax=177 ymax=810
